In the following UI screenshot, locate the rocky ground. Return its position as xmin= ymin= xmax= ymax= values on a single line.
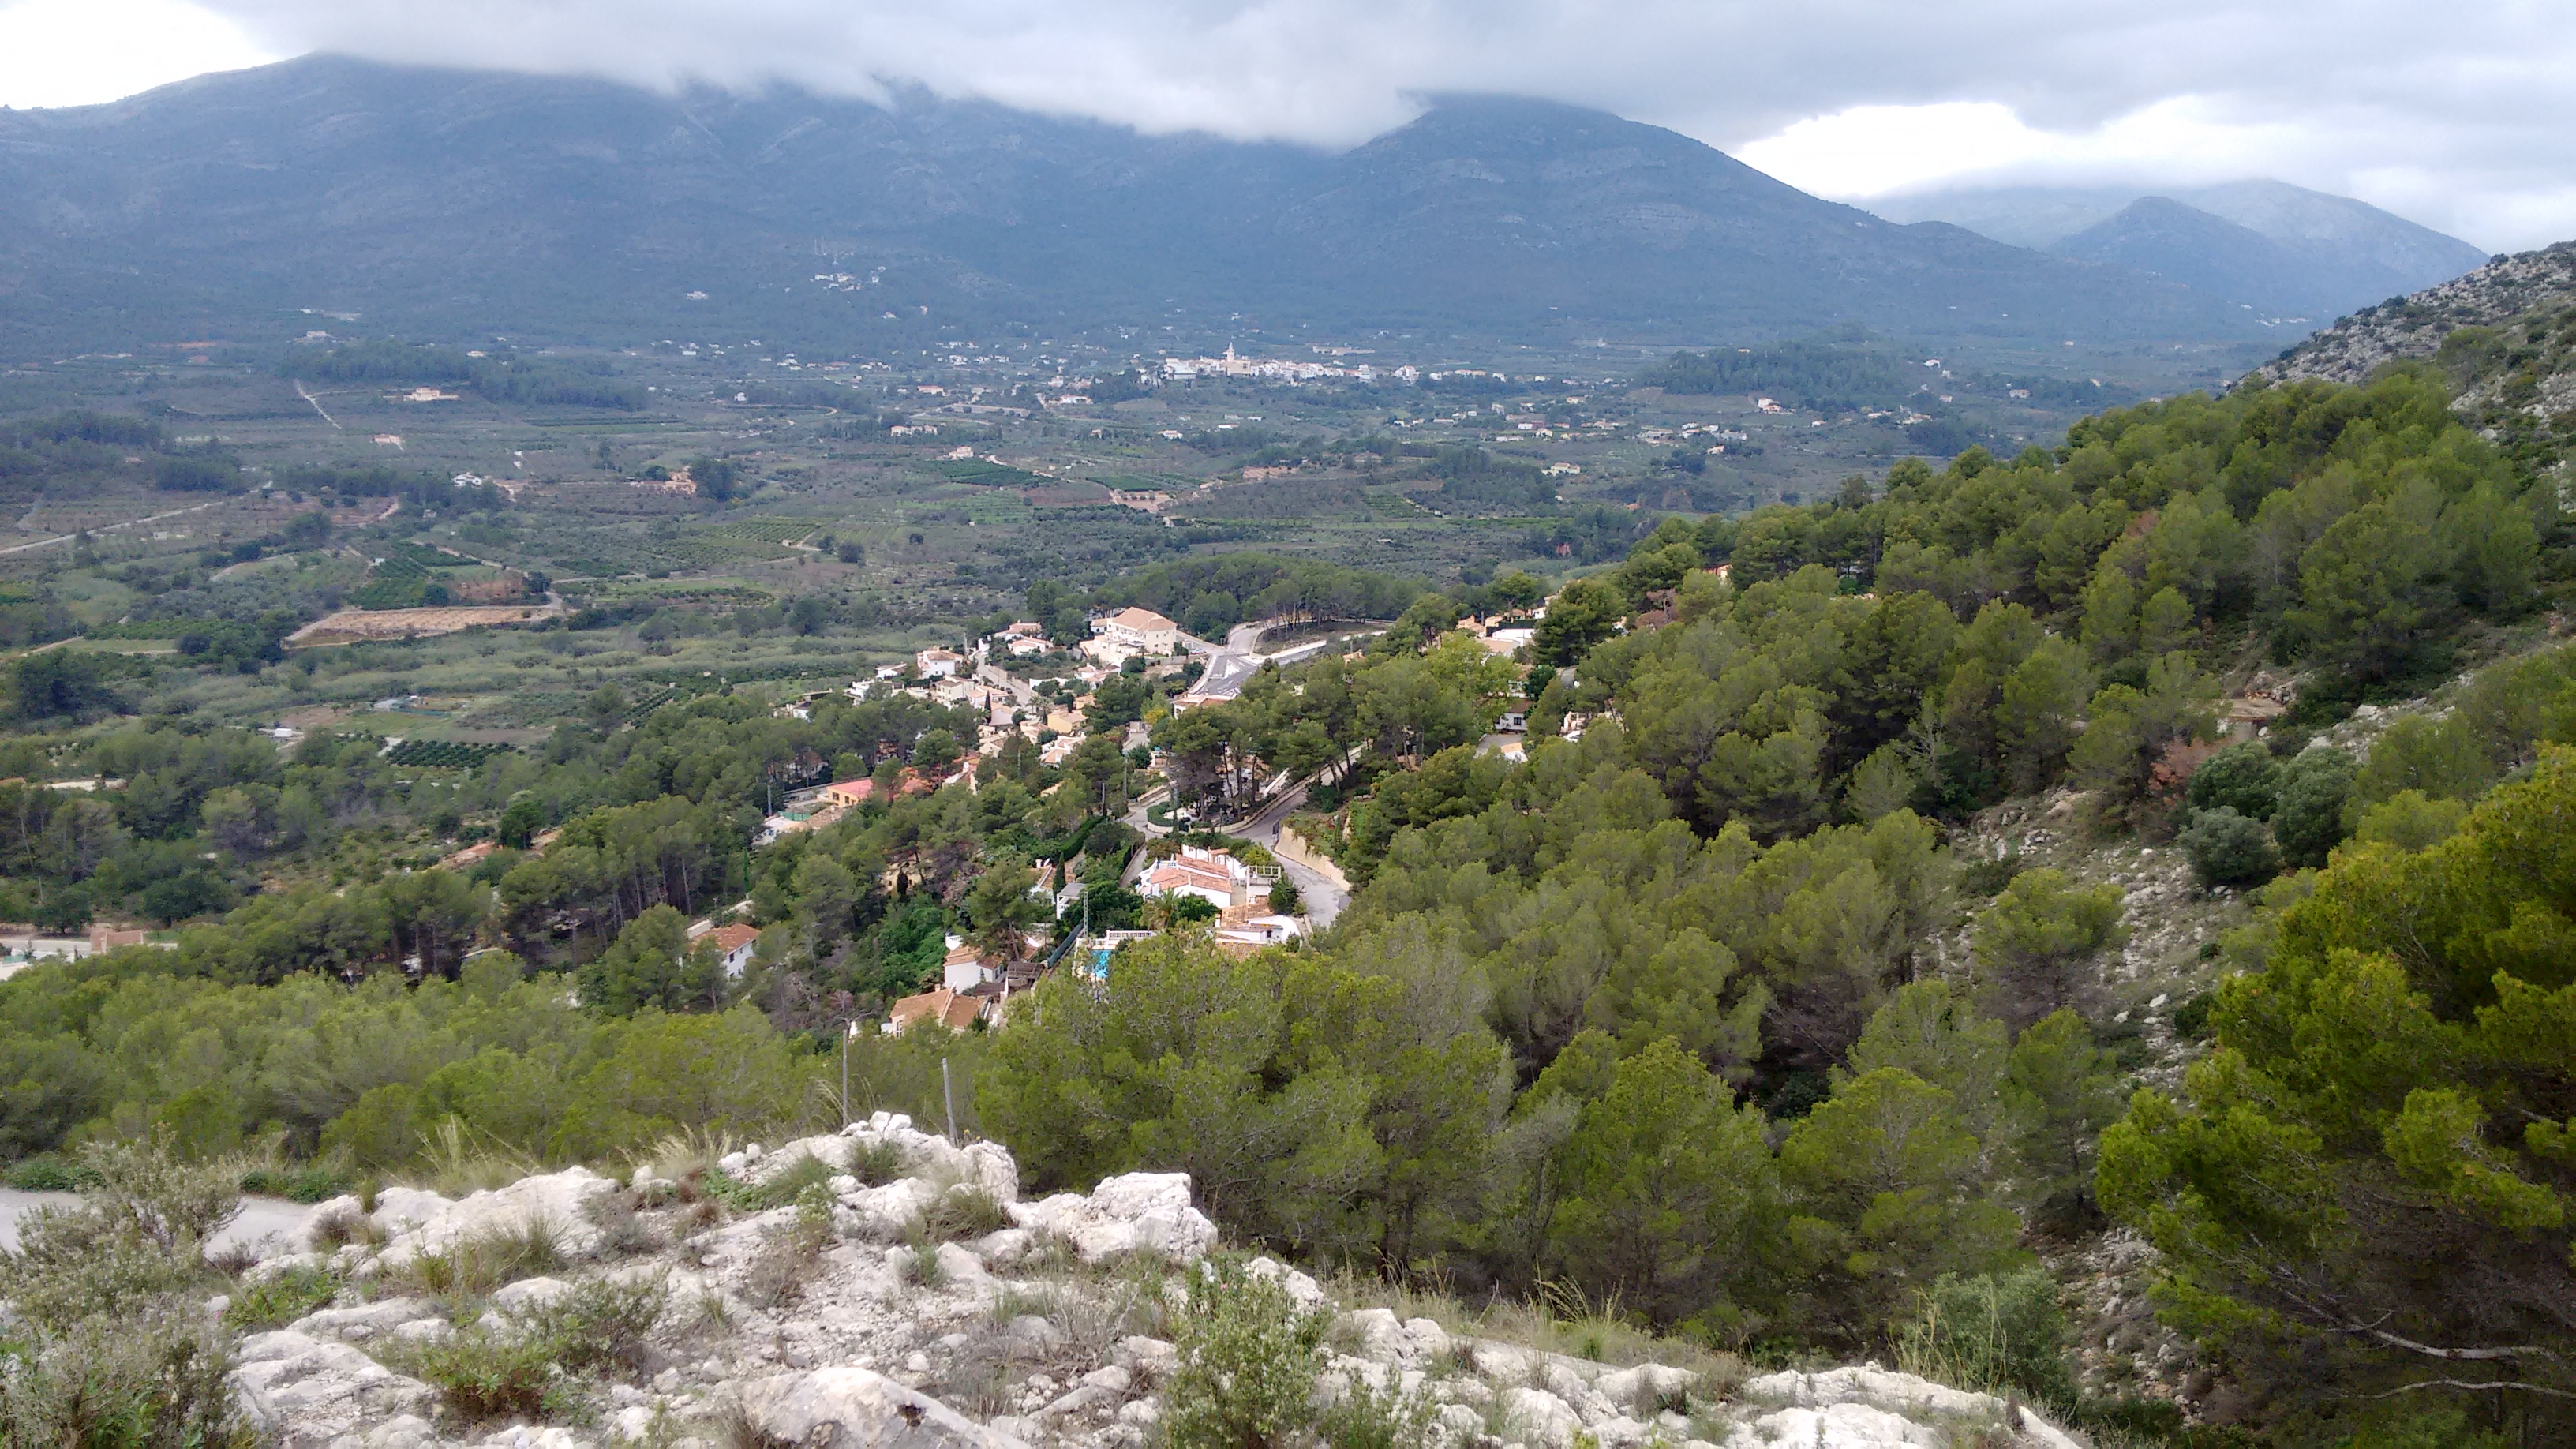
xmin=223 ymin=1114 xmax=2090 ymax=1449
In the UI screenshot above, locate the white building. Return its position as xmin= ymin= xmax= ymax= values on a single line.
xmin=1137 ymin=844 xmax=1282 ymax=911
xmin=915 ymin=648 xmax=965 ymax=678
xmin=1091 ymin=607 xmax=1181 ymax=655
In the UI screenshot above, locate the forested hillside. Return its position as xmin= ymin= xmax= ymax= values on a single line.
xmin=1 ymin=362 xmax=2569 ymax=1443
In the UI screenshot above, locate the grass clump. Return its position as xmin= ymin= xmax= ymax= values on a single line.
xmin=740 ymin=1194 xmax=833 ymax=1311
xmin=388 ymin=1219 xmax=562 ymax=1300
xmin=224 ymin=1264 xmax=343 ymax=1332
xmin=847 ymin=1137 xmax=907 ymax=1186
xmin=395 ymin=1273 xmax=668 ymax=1423
xmin=923 ymin=1185 xmax=1009 ymax=1242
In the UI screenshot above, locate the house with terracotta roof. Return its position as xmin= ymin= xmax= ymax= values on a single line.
xmin=915 ymin=647 xmax=966 ymax=678
xmin=887 ymin=987 xmax=987 ymax=1034
xmin=1137 ymin=844 xmax=1282 ymax=911
xmin=822 ymin=777 xmax=877 ymax=809
xmin=1091 ymin=607 xmax=1181 ymax=655
xmin=700 ymin=923 xmax=761 ymax=977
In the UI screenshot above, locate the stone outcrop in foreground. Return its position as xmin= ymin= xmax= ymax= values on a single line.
xmin=223 ymin=1112 xmax=2084 ymax=1449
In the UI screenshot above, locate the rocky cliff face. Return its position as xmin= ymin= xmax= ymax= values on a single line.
xmin=2256 ymin=242 xmax=2576 ymax=387
xmin=223 ymin=1113 xmax=2084 ymax=1449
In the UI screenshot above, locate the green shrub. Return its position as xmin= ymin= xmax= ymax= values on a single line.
xmin=4 ymin=1156 xmax=95 ymax=1191
xmin=2271 ymin=747 xmax=2356 ymax=868
xmin=239 ymin=1163 xmax=354 ymax=1204
xmin=0 ymin=1133 xmax=239 ymax=1331
xmin=398 ymin=1273 xmax=667 ymax=1421
xmin=516 ymin=1273 xmax=669 ymax=1377
xmin=1895 ymin=1267 xmax=2072 ymax=1406
xmin=2178 ymin=807 xmax=2279 ymax=887
xmin=401 ymin=1331 xmax=572 ymax=1421
xmin=2185 ymin=741 xmax=2282 ymax=820
xmin=2170 ymin=993 xmax=2216 ymax=1042
xmin=0 ymin=1134 xmax=258 ymax=1447
xmin=0 ymin=1301 xmax=256 ymax=1447
xmin=1315 ymin=1375 xmax=1434 ymax=1449
xmin=224 ymin=1264 xmax=342 ymax=1332
xmin=1956 ymin=848 xmax=2028 ymax=899
xmin=1164 ymin=1260 xmax=1327 ymax=1449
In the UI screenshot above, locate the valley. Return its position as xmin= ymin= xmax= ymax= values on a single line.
xmin=0 ymin=51 xmax=2566 ymax=1449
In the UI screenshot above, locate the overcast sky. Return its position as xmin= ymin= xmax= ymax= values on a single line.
xmin=5 ymin=0 xmax=2572 ymax=251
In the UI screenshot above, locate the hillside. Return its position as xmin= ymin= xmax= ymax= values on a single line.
xmin=2257 ymin=238 xmax=2576 ymax=476
xmin=2259 ymin=239 xmax=2576 ymax=384
xmin=6 ymin=1125 xmax=2092 ymax=1448
xmin=0 ymin=58 xmax=2271 ymax=353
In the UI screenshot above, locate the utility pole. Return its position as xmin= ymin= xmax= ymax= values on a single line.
xmin=841 ymin=1020 xmax=856 ymax=1126
xmin=942 ymin=1057 xmax=958 ymax=1142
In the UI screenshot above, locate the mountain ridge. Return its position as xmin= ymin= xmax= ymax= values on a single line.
xmin=1871 ymin=179 xmax=2488 ymax=321
xmin=0 ymin=55 xmax=2267 ymax=354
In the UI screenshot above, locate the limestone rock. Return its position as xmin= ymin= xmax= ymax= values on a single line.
xmin=284 ymin=1296 xmax=440 ymax=1342
xmin=1500 ymin=1386 xmax=1585 ymax=1449
xmin=492 ymin=1275 xmax=574 ymax=1314
xmin=377 ymin=1167 xmax=620 ymax=1265
xmin=739 ymin=1365 xmax=1033 ymax=1447
xmin=1004 ymin=1172 xmax=1215 ymax=1264
xmin=230 ymin=1330 xmax=436 ymax=1448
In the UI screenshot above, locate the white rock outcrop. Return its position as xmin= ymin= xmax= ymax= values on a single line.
xmin=738 ymin=1365 xmax=1032 ymax=1448
xmin=230 ymin=1330 xmax=438 ymax=1447
xmin=1005 ymin=1170 xmax=1217 ymax=1263
xmin=212 ymin=1135 xmax=2071 ymax=1449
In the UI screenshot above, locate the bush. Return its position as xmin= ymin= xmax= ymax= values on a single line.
xmin=398 ymin=1273 xmax=667 ymax=1421
xmin=239 ymin=1163 xmax=354 ymax=1204
xmin=516 ymin=1273 xmax=669 ymax=1377
xmin=2170 ymin=993 xmax=2216 ymax=1042
xmin=2185 ymin=741 xmax=2282 ymax=820
xmin=5 ymin=1155 xmax=95 ymax=1191
xmin=2178 ymin=807 xmax=2279 ymax=887
xmin=2271 ymin=747 xmax=2356 ymax=868
xmin=223 ymin=1264 xmax=342 ymax=1332
xmin=1164 ymin=1260 xmax=1327 ymax=1449
xmin=0 ymin=1132 xmax=240 ymax=1331
xmin=402 ymin=1331 xmax=571 ymax=1421
xmin=1265 ymin=878 xmax=1302 ymax=916
xmin=0 ymin=1301 xmax=256 ymax=1447
xmin=0 ymin=1134 xmax=259 ymax=1447
xmin=1895 ymin=1268 xmax=2072 ymax=1406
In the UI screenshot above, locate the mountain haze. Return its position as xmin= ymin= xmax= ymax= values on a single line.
xmin=1873 ymin=179 xmax=2488 ymax=320
xmin=0 ymin=56 xmax=2271 ymax=353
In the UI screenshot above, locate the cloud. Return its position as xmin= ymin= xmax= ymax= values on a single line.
xmin=0 ymin=0 xmax=273 ymax=109
xmin=23 ymin=0 xmax=2576 ymax=249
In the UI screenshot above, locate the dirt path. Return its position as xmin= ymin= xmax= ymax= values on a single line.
xmin=0 ymin=497 xmax=227 ymax=556
xmin=294 ymin=379 xmax=342 ymax=429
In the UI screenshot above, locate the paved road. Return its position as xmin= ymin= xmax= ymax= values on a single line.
xmin=975 ymin=659 xmax=1037 ymax=707
xmin=1230 ymin=779 xmax=1350 ymax=929
xmin=0 ymin=1188 xmax=312 ymax=1255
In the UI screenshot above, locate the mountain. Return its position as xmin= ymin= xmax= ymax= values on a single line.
xmin=1870 ymin=179 xmax=2489 ymax=320
xmin=0 ymin=56 xmax=2269 ymax=354
xmin=2048 ymin=196 xmax=2347 ymax=318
